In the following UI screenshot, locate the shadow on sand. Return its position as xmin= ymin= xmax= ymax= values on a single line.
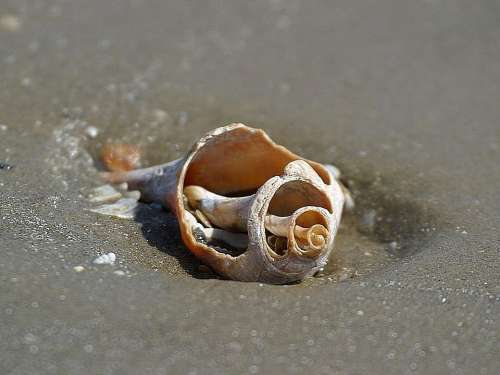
xmin=134 ymin=203 xmax=221 ymax=280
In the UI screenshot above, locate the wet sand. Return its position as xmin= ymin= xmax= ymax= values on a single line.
xmin=1 ymin=1 xmax=499 ymax=374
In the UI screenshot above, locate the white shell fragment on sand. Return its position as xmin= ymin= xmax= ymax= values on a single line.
xmin=93 ymin=252 xmax=116 ymax=265
xmin=87 ymin=184 xmax=122 ymax=203
xmin=89 ymin=198 xmax=139 ymax=219
xmin=85 ymin=126 xmax=99 ymax=138
xmin=122 ymin=190 xmax=141 ymax=200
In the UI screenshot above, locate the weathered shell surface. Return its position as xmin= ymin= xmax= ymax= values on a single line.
xmin=102 ymin=124 xmax=346 ymax=284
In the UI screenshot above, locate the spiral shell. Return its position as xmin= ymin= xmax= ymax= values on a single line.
xmin=101 ymin=124 xmax=346 ymax=283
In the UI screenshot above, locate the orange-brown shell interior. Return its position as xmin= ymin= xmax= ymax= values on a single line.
xmin=176 ymin=125 xmax=331 ymax=266
xmin=183 ymin=126 xmax=330 ymax=195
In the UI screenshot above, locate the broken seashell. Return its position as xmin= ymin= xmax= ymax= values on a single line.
xmin=87 ymin=184 xmax=122 ymax=203
xmin=89 ymin=197 xmax=139 ymax=219
xmin=100 ymin=124 xmax=347 ymax=284
xmin=100 ymin=144 xmax=141 ymax=172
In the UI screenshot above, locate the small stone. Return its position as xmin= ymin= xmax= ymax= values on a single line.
xmin=0 ymin=124 xmax=7 ymax=131
xmin=73 ymin=266 xmax=85 ymax=272
xmin=113 ymin=270 xmax=125 ymax=276
xmin=21 ymin=77 xmax=32 ymax=87
xmin=153 ymin=109 xmax=169 ymax=123
xmin=85 ymin=126 xmax=99 ymax=138
xmin=0 ymin=14 xmax=21 ymax=32
xmin=24 ymin=333 xmax=38 ymax=344
xmin=0 ymin=161 xmax=14 ymax=170
xmin=178 ymin=111 xmax=188 ymax=126
xmin=93 ymin=252 xmax=116 ymax=265
xmin=337 ymin=267 xmax=355 ymax=282
xmin=100 ymin=143 xmax=141 ymax=172
xmin=360 ymin=210 xmax=377 ymax=233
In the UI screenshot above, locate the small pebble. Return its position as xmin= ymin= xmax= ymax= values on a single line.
xmin=338 ymin=267 xmax=355 ymax=282
xmin=0 ymin=124 xmax=7 ymax=131
xmin=93 ymin=252 xmax=116 ymax=265
xmin=100 ymin=143 xmax=141 ymax=172
xmin=388 ymin=241 xmax=398 ymax=251
xmin=360 ymin=210 xmax=377 ymax=233
xmin=153 ymin=109 xmax=169 ymax=123
xmin=85 ymin=126 xmax=99 ymax=138
xmin=178 ymin=111 xmax=188 ymax=126
xmin=0 ymin=161 xmax=14 ymax=170
xmin=113 ymin=270 xmax=125 ymax=276
xmin=73 ymin=266 xmax=85 ymax=272
xmin=21 ymin=77 xmax=32 ymax=87
xmin=0 ymin=14 xmax=21 ymax=32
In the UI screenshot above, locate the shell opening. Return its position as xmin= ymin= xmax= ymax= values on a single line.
xmin=267 ymin=180 xmax=333 ymax=216
xmin=267 ymin=235 xmax=288 ymax=256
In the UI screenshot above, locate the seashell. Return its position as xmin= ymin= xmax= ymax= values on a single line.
xmin=101 ymin=124 xmax=347 ymax=284
xmin=87 ymin=184 xmax=122 ymax=203
xmin=100 ymin=144 xmax=141 ymax=172
xmin=89 ymin=198 xmax=139 ymax=219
